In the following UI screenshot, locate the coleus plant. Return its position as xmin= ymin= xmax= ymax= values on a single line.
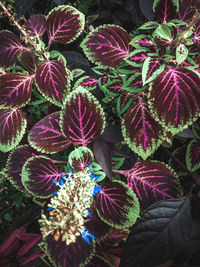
xmin=0 ymin=0 xmax=198 ymax=266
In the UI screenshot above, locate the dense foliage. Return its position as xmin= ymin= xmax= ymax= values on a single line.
xmin=0 ymin=0 xmax=200 ymax=266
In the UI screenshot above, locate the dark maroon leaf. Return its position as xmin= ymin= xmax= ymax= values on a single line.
xmin=95 ymin=181 xmax=140 ymax=229
xmin=35 ymin=60 xmax=70 ymax=106
xmin=0 ymin=73 xmax=34 ymax=109
xmin=68 ymin=146 xmax=93 ymax=170
xmin=28 ymin=112 xmax=71 ymax=154
xmin=125 ymin=49 xmax=149 ymax=67
xmin=120 ymin=198 xmax=192 ymax=267
xmin=148 ymin=67 xmax=200 ymax=134
xmin=26 ymin=14 xmax=47 ymax=39
xmin=122 ymin=97 xmax=165 ymax=160
xmin=168 ymin=145 xmax=187 ymax=175
xmin=46 ymin=5 xmax=85 ymax=47
xmin=100 ymin=125 xmax=123 ymax=143
xmin=101 ymin=77 xmax=124 ymax=95
xmin=81 ymin=25 xmax=131 ymax=67
xmin=186 ymin=139 xmax=200 ymax=172
xmin=44 ymin=234 xmax=94 ymax=267
xmin=5 ymin=145 xmax=38 ymax=192
xmin=19 ymin=50 xmax=37 ymax=74
xmin=74 ymin=76 xmax=98 ymax=91
xmin=116 ymin=160 xmax=178 ymax=209
xmin=86 ymin=255 xmax=112 ymax=267
xmin=0 ymin=109 xmax=27 ymax=152
xmin=179 ymin=0 xmax=200 ymax=21
xmin=153 ymin=0 xmax=179 ymax=23
xmin=21 ymin=156 xmax=63 ymax=198
xmin=0 ymin=31 xmax=27 ymax=67
xmin=93 ymin=139 xmax=112 ymax=179
xmin=60 ymin=87 xmax=106 ymax=146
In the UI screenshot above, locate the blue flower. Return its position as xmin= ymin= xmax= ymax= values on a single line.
xmin=81 ymin=228 xmax=95 ymax=245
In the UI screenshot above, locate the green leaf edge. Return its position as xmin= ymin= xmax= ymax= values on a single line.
xmin=186 ymin=139 xmax=200 ymax=172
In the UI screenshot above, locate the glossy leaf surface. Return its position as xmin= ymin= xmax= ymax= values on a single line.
xmin=60 ymin=87 xmax=106 ymax=146
xmin=81 ymin=25 xmax=131 ymax=67
xmin=117 ymin=160 xmax=178 ymax=209
xmin=0 ymin=31 xmax=27 ymax=67
xmin=0 ymin=109 xmax=27 ymax=152
xmin=28 ymin=112 xmax=71 ymax=154
xmin=36 ymin=60 xmax=70 ymax=106
xmin=148 ymin=67 xmax=200 ymax=134
xmin=22 ymin=156 xmax=62 ymax=198
xmin=122 ymin=98 xmax=165 ymax=160
xmin=0 ymin=73 xmax=34 ymax=109
xmin=47 ymin=5 xmax=85 ymax=46
xmin=120 ymin=198 xmax=192 ymax=267
xmin=95 ymin=181 xmax=140 ymax=229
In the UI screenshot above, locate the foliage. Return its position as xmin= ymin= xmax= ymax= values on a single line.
xmin=0 ymin=0 xmax=200 ymax=266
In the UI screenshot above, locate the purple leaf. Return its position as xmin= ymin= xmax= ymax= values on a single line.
xmin=81 ymin=25 xmax=131 ymax=67
xmin=5 ymin=145 xmax=38 ymax=192
xmin=26 ymin=14 xmax=47 ymax=39
xmin=125 ymin=49 xmax=149 ymax=67
xmin=179 ymin=0 xmax=200 ymax=21
xmin=117 ymin=160 xmax=178 ymax=209
xmin=35 ymin=60 xmax=70 ymax=106
xmin=95 ymin=181 xmax=140 ymax=229
xmin=68 ymin=146 xmax=93 ymax=170
xmin=28 ymin=112 xmax=71 ymax=154
xmin=44 ymin=234 xmax=94 ymax=267
xmin=100 ymin=125 xmax=123 ymax=143
xmin=60 ymin=86 xmax=106 ymax=146
xmin=0 ymin=109 xmax=27 ymax=152
xmin=186 ymin=140 xmax=200 ymax=172
xmin=168 ymin=145 xmax=187 ymax=175
xmin=153 ymin=0 xmax=179 ymax=23
xmin=93 ymin=139 xmax=112 ymax=179
xmin=46 ymin=5 xmax=85 ymax=47
xmin=21 ymin=155 xmax=63 ymax=198
xmin=148 ymin=66 xmax=200 ymax=134
xmin=122 ymin=97 xmax=165 ymax=160
xmin=74 ymin=76 xmax=98 ymax=91
xmin=86 ymin=255 xmax=112 ymax=267
xmin=100 ymin=77 xmax=124 ymax=96
xmin=0 ymin=73 xmax=34 ymax=109
xmin=0 ymin=31 xmax=27 ymax=67
xmin=142 ymin=57 xmax=165 ymax=85
xmin=19 ymin=50 xmax=37 ymax=74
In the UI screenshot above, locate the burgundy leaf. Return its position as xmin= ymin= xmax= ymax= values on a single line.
xmin=186 ymin=139 xmax=200 ymax=172
xmin=153 ymin=0 xmax=179 ymax=23
xmin=44 ymin=234 xmax=94 ymax=267
xmin=93 ymin=139 xmax=112 ymax=179
xmin=74 ymin=76 xmax=98 ymax=90
xmin=117 ymin=160 xmax=178 ymax=209
xmin=28 ymin=112 xmax=71 ymax=154
xmin=0 ymin=73 xmax=34 ymax=109
xmin=68 ymin=146 xmax=93 ymax=170
xmin=5 ymin=145 xmax=38 ymax=191
xmin=81 ymin=25 xmax=131 ymax=67
xmin=47 ymin=5 xmax=85 ymax=47
xmin=26 ymin=14 xmax=47 ymax=39
xmin=125 ymin=49 xmax=149 ymax=67
xmin=95 ymin=181 xmax=140 ymax=228
xmin=60 ymin=87 xmax=106 ymax=146
xmin=0 ymin=31 xmax=27 ymax=67
xmin=86 ymin=255 xmax=112 ymax=267
xmin=154 ymin=26 xmax=177 ymax=48
xmin=168 ymin=144 xmax=187 ymax=175
xmin=179 ymin=0 xmax=200 ymax=21
xmin=122 ymin=97 xmax=165 ymax=160
xmin=0 ymin=109 xmax=27 ymax=152
xmin=101 ymin=77 xmax=123 ymax=95
xmin=19 ymin=50 xmax=37 ymax=74
xmin=35 ymin=60 xmax=70 ymax=106
xmin=21 ymin=155 xmax=63 ymax=198
xmin=148 ymin=67 xmax=200 ymax=134
xmin=116 ymin=93 xmax=133 ymax=115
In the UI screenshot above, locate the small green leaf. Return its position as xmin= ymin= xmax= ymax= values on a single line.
xmin=139 ymin=21 xmax=159 ymax=30
xmin=153 ymin=24 xmax=172 ymax=40
xmin=176 ymin=44 xmax=188 ymax=65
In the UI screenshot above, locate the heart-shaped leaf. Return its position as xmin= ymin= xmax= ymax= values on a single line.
xmin=43 ymin=234 xmax=95 ymax=267
xmin=60 ymin=86 xmax=106 ymax=146
xmin=68 ymin=146 xmax=93 ymax=170
xmin=21 ymin=155 xmax=63 ymax=198
xmin=0 ymin=109 xmax=27 ymax=152
xmin=47 ymin=5 xmax=85 ymax=47
xmin=122 ymin=97 xmax=165 ymax=160
xmin=186 ymin=139 xmax=200 ymax=172
xmin=119 ymin=197 xmax=192 ymax=267
xmin=5 ymin=145 xmax=38 ymax=191
xmin=116 ymin=160 xmax=178 ymax=209
xmin=81 ymin=25 xmax=131 ymax=67
xmin=28 ymin=112 xmax=71 ymax=154
xmin=148 ymin=67 xmax=200 ymax=134
xmin=95 ymin=181 xmax=140 ymax=229
xmin=0 ymin=31 xmax=27 ymax=67
xmin=153 ymin=0 xmax=179 ymax=23
xmin=26 ymin=14 xmax=47 ymax=39
xmin=0 ymin=73 xmax=34 ymax=109
xmin=35 ymin=60 xmax=70 ymax=106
